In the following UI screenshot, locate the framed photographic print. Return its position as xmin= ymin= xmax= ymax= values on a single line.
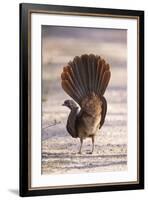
xmin=19 ymin=3 xmax=144 ymax=197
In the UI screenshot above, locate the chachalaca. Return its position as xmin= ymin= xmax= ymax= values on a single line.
xmin=61 ymin=54 xmax=111 ymax=154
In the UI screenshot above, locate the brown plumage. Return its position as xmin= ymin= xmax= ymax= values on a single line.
xmin=61 ymin=54 xmax=111 ymax=154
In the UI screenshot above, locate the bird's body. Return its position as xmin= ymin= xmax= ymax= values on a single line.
xmin=61 ymin=54 xmax=111 ymax=154
xmin=77 ymin=95 xmax=102 ymax=137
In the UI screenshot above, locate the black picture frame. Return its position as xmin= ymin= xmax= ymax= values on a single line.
xmin=19 ymin=3 xmax=144 ymax=197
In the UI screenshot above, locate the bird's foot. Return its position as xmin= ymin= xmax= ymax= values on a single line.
xmin=78 ymin=150 xmax=82 ymax=154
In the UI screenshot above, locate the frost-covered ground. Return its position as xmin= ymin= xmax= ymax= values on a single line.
xmin=41 ymin=26 xmax=127 ymax=175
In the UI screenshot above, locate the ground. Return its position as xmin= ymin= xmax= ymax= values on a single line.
xmin=41 ymin=74 xmax=127 ymax=174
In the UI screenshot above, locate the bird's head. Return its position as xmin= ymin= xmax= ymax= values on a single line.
xmin=62 ymin=100 xmax=78 ymax=110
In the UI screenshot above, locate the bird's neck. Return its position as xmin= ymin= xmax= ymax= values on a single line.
xmin=68 ymin=107 xmax=79 ymax=120
xmin=69 ymin=106 xmax=79 ymax=113
xmin=68 ymin=104 xmax=78 ymax=110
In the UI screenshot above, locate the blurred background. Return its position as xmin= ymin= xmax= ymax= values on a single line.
xmin=41 ymin=25 xmax=127 ymax=174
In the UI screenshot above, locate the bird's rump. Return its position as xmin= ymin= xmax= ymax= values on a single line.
xmin=77 ymin=94 xmax=103 ymax=138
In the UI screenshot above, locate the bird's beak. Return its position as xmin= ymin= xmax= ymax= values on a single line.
xmin=62 ymin=103 xmax=65 ymax=106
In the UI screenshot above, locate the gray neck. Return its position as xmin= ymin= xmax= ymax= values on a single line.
xmin=68 ymin=100 xmax=78 ymax=110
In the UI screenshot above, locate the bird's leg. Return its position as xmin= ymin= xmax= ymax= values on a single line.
xmin=91 ymin=136 xmax=95 ymax=154
xmin=78 ymin=137 xmax=83 ymax=154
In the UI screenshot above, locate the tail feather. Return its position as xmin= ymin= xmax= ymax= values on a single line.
xmin=68 ymin=66 xmax=84 ymax=98
xmin=61 ymin=67 xmax=83 ymax=103
xmin=98 ymin=59 xmax=106 ymax=86
xmin=63 ymin=67 xmax=82 ymax=99
xmin=96 ymin=59 xmax=104 ymax=95
xmin=61 ymin=71 xmax=76 ymax=98
xmin=69 ymin=59 xmax=86 ymax=97
xmin=88 ymin=55 xmax=93 ymax=93
xmin=74 ymin=56 xmax=87 ymax=96
xmin=61 ymin=80 xmax=80 ymax=103
xmin=63 ymin=65 xmax=84 ymax=100
xmin=100 ymin=70 xmax=111 ymax=95
xmin=90 ymin=54 xmax=96 ymax=92
xmin=61 ymin=54 xmax=111 ymax=105
xmin=72 ymin=57 xmax=85 ymax=95
xmin=81 ymin=54 xmax=89 ymax=95
xmin=94 ymin=56 xmax=101 ymax=92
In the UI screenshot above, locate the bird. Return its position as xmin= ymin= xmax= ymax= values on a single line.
xmin=61 ymin=54 xmax=111 ymax=154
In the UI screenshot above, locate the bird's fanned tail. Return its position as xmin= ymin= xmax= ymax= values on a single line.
xmin=61 ymin=54 xmax=111 ymax=106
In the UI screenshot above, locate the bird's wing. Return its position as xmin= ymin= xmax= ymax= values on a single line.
xmin=67 ymin=108 xmax=79 ymax=138
xmin=99 ymin=96 xmax=107 ymax=129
